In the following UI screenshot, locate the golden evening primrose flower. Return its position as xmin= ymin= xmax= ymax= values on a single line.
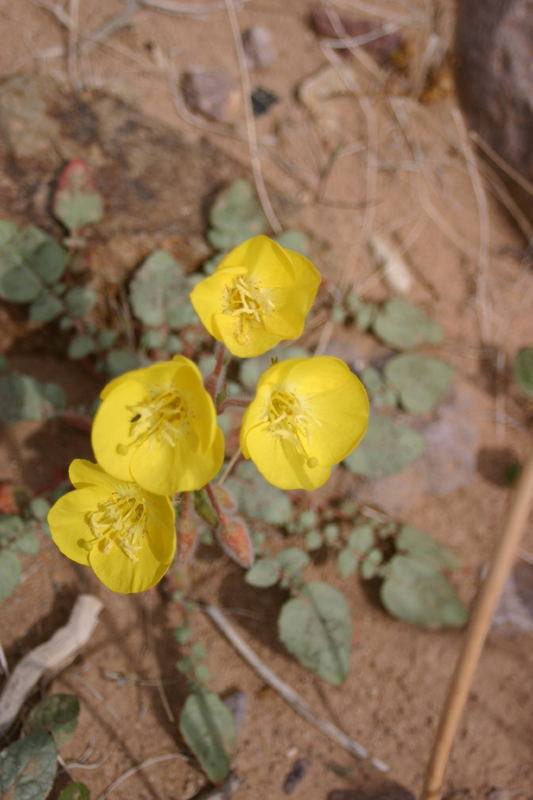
xmin=240 ymin=357 xmax=369 ymax=490
xmin=48 ymin=460 xmax=176 ymax=593
xmin=91 ymin=357 xmax=224 ymax=496
xmin=190 ymin=235 xmax=321 ymax=358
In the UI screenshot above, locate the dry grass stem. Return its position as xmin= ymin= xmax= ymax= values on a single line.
xmin=471 ymin=130 xmax=533 ymax=201
xmin=421 ymin=444 xmax=533 ymax=800
xmin=218 ymin=447 xmax=242 ymax=487
xmin=95 ymin=753 xmax=189 ymax=800
xmin=224 ymin=0 xmax=282 ymax=234
xmin=203 ymin=603 xmax=390 ymax=772
xmin=71 ymin=673 xmax=122 ymax=726
xmin=138 ymin=0 xmax=251 ymax=15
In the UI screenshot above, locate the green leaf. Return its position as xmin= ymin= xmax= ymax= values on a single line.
xmin=97 ymin=329 xmax=117 ymax=350
xmin=274 ymin=230 xmax=310 ymax=257
xmin=105 ymin=349 xmax=138 ymax=378
xmin=0 ymin=550 xmax=21 ymax=605
xmin=384 ymin=354 xmax=454 ymax=413
xmin=396 ymin=524 xmax=462 ymax=570
xmin=278 ymin=582 xmax=352 ymax=685
xmin=323 ymin=523 xmax=340 ymax=545
xmin=130 ymin=250 xmax=198 ymax=329
xmin=0 ymin=514 xmax=24 ymax=543
xmin=177 ymin=657 xmax=194 ymax=674
xmin=360 ymin=548 xmax=383 ymax=579
xmin=373 ymin=299 xmax=443 ymax=350
xmin=305 ymin=530 xmax=323 ymax=551
xmin=10 ymin=529 xmax=40 ymax=556
xmin=0 ymin=732 xmax=57 ymax=798
xmin=245 ymin=558 xmax=281 ymax=587
xmin=337 ymin=549 xmax=358 ymax=577
xmin=356 ymin=303 xmax=376 ymax=332
xmin=209 ymin=180 xmax=265 ymax=247
xmin=65 ymin=287 xmax=97 ymax=319
xmin=173 ymin=626 xmax=193 ymax=645
xmin=360 ymin=366 xmax=384 ymax=399
xmin=192 ymin=643 xmax=206 ymax=662
xmin=225 ymin=461 xmax=292 ymax=525
xmin=24 ymin=695 xmax=79 ymax=748
xmin=1 ymin=265 xmax=42 ymax=303
xmin=239 ymin=345 xmax=310 ymax=390
xmin=347 ymin=524 xmax=375 ymax=554
xmin=514 ymin=347 xmax=533 ymax=396
xmin=42 ymin=382 xmax=67 ymax=410
xmin=179 ymin=689 xmax=236 ymax=783
xmin=381 ymin=555 xmax=468 ymax=628
xmin=29 ymin=292 xmax=64 ymax=323
xmin=53 ymin=159 xmax=104 ymax=232
xmin=344 ymin=414 xmax=425 ymax=478
xmin=277 ymin=548 xmax=309 ymax=581
xmin=195 ymin=664 xmax=213 ymax=684
xmin=0 ymin=376 xmax=46 ymax=423
xmin=58 ymin=783 xmax=90 ymax=800
xmin=68 ymin=334 xmax=96 ymax=360
xmin=22 ymin=228 xmax=68 ymax=285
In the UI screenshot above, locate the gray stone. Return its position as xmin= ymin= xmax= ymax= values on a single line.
xmin=456 ymin=0 xmax=533 ymax=223
xmin=242 ymin=26 xmax=277 ymax=70
xmin=182 ymin=70 xmax=234 ymax=122
xmin=491 ymin=562 xmax=533 ymax=636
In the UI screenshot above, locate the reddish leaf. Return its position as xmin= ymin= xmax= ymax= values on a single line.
xmin=216 ymin=516 xmax=254 ymax=569
xmin=53 ymin=159 xmax=103 ymax=233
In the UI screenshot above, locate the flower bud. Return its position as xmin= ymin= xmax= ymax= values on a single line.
xmin=213 ymin=485 xmax=238 ymax=516
xmin=177 ymin=517 xmax=198 ymax=564
xmin=216 ymin=515 xmax=254 ymax=569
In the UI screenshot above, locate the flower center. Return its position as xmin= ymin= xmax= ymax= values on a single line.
xmin=84 ymin=493 xmax=147 ymax=562
xmin=266 ymin=389 xmax=321 ymax=467
xmin=117 ymin=389 xmax=188 ymax=455
xmin=225 ymin=275 xmax=274 ymax=346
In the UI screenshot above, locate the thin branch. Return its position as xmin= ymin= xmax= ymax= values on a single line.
xmin=470 ymin=130 xmax=533 ymax=201
xmin=138 ymin=0 xmax=251 ymax=15
xmin=202 ymin=603 xmax=389 ymax=772
xmin=421 ymin=444 xmax=533 ymax=800
xmin=217 ymin=447 xmax=242 ymax=487
xmin=95 ymin=753 xmax=188 ymax=800
xmin=224 ymin=0 xmax=282 ymax=234
xmin=68 ymin=0 xmax=79 ymax=87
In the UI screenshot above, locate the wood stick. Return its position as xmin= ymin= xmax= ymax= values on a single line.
xmin=421 ymin=444 xmax=533 ymax=800
xmin=202 ymin=603 xmax=389 ymax=772
xmin=0 ymin=594 xmax=104 ymax=734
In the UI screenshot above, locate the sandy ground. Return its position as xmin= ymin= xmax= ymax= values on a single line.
xmin=1 ymin=1 xmax=533 ymax=799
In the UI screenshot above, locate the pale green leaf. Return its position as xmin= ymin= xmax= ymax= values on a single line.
xmin=0 ymin=732 xmax=57 ymax=798
xmin=337 ymin=549 xmax=358 ymax=577
xmin=343 ymin=414 xmax=425 ymax=478
xmin=384 ymin=354 xmax=454 ymax=413
xmin=24 ymin=695 xmax=79 ymax=748
xmin=373 ymin=299 xmax=443 ymax=350
xmin=179 ymin=689 xmax=236 ymax=783
xmin=0 ymin=550 xmax=21 ymax=605
xmin=65 ymin=287 xmax=97 ymax=319
xmin=514 ymin=348 xmax=533 ymax=396
xmin=245 ymin=558 xmax=281 ymax=587
xmin=396 ymin=524 xmax=462 ymax=570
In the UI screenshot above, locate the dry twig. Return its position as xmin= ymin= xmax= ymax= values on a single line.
xmin=95 ymin=753 xmax=189 ymax=800
xmin=421 ymin=444 xmax=533 ymax=800
xmin=202 ymin=603 xmax=389 ymax=772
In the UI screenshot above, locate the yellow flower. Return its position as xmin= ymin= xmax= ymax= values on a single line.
xmin=240 ymin=357 xmax=369 ymax=490
xmin=91 ymin=357 xmax=224 ymax=495
xmin=48 ymin=460 xmax=176 ymax=593
xmin=190 ymin=235 xmax=321 ymax=358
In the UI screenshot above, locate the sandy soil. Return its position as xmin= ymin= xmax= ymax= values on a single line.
xmin=1 ymin=1 xmax=533 ymax=799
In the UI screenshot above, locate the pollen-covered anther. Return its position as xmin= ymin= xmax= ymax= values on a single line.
xmin=116 ymin=390 xmax=188 ymax=455
xmin=86 ymin=494 xmax=148 ymax=561
xmin=227 ymin=275 xmax=274 ymax=346
xmin=266 ymin=389 xmax=320 ymax=459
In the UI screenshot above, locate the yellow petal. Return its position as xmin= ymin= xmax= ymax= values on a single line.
xmin=304 ymin=377 xmax=369 ymax=464
xmin=145 ymin=494 xmax=177 ymax=564
xmin=92 ymin=378 xmax=148 ymax=482
xmin=48 ymin=485 xmax=108 ymax=565
xmin=221 ymin=236 xmax=296 ymax=287
xmin=69 ymin=459 xmax=124 ymax=492
xmin=241 ymin=419 xmax=330 ymax=490
xmin=190 ymin=265 xmax=246 ymax=338
xmin=89 ymin=535 xmax=171 ymax=593
xmin=213 ymin=311 xmax=283 ymax=358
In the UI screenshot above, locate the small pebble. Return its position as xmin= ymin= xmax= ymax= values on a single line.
xmin=182 ymin=70 xmax=234 ymax=121
xmin=242 ymin=26 xmax=277 ymax=69
xmin=284 ymin=759 xmax=310 ymax=794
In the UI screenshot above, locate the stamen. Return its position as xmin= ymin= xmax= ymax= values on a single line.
xmin=265 ymin=389 xmax=320 ymax=466
xmin=83 ymin=494 xmax=148 ymax=561
xmin=116 ymin=388 xmax=188 ymax=455
xmin=224 ymin=275 xmax=275 ymax=345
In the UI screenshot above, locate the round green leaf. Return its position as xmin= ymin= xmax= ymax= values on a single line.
xmin=347 ymin=524 xmax=375 ymax=554
xmin=274 ymin=230 xmax=310 ymax=257
xmin=0 ymin=515 xmax=24 ymax=543
xmin=225 ymin=461 xmax=292 ymax=525
xmin=53 ymin=159 xmax=104 ymax=232
xmin=65 ymin=286 xmax=97 ymax=319
xmin=381 ymin=555 xmax=468 ymax=628
xmin=0 ymin=550 xmax=21 ymax=605
xmin=514 ymin=347 xmax=533 ymax=396
xmin=384 ymin=354 xmax=454 ymax=413
xmin=58 ymin=783 xmax=90 ymax=800
xmin=277 ymin=547 xmax=310 ymax=580
xmin=195 ymin=664 xmax=213 ymax=684
xmin=245 ymin=558 xmax=281 ymax=587
xmin=337 ymin=548 xmax=358 ymax=577
xmin=24 ymin=694 xmax=80 ymax=748
xmin=360 ymin=548 xmax=383 ymax=579
xmin=173 ymin=626 xmax=193 ymax=645
xmin=42 ymin=381 xmax=67 ymax=410
xmin=0 ymin=375 xmax=45 ymax=423
xmin=0 ymin=732 xmax=57 ymax=796
xmin=396 ymin=524 xmax=462 ymax=570
xmin=105 ymin=349 xmax=138 ymax=378
xmin=130 ymin=250 xmax=197 ymax=329
xmin=10 ymin=529 xmax=40 ymax=556
xmin=373 ymin=299 xmax=443 ymax=349
xmin=209 ymin=180 xmax=265 ymax=242
xmin=343 ymin=414 xmax=425 ymax=478
xmin=305 ymin=530 xmax=323 ymax=551
xmin=1 ymin=265 xmax=42 ymax=303
xmin=179 ymin=689 xmax=236 ymax=783
xmin=29 ymin=292 xmax=64 ymax=323
xmin=323 ymin=523 xmax=340 ymax=545
xmin=68 ymin=334 xmax=96 ymax=360
xmin=278 ymin=582 xmax=352 ymax=685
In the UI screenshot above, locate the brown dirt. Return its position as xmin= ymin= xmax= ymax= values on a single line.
xmin=1 ymin=1 xmax=533 ymax=799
